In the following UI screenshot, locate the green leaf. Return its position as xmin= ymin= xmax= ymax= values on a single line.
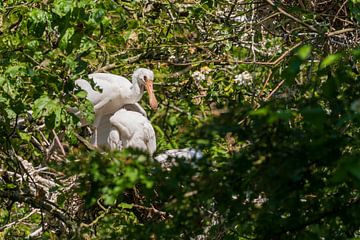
xmin=6 ymin=183 xmax=17 ymax=189
xmin=0 ymin=96 xmax=7 ymax=103
xmin=28 ymin=8 xmax=49 ymax=23
xmin=59 ymin=27 xmax=75 ymax=51
xmin=125 ymin=168 xmax=138 ymax=182
xmin=76 ymin=90 xmax=88 ymax=98
xmin=5 ymin=108 xmax=16 ymax=119
xmin=320 ymin=54 xmax=342 ymax=69
xmin=297 ymin=45 xmax=312 ymax=60
xmin=301 ymin=106 xmax=326 ymax=129
xmin=53 ymin=0 xmax=74 ymax=17
xmin=250 ymin=107 xmax=269 ymax=116
xmin=119 ymin=202 xmax=133 ymax=209
xmin=18 ymin=131 xmax=31 ymax=142
xmin=127 ymin=20 xmax=139 ymax=30
xmin=0 ymin=76 xmax=5 ymax=86
xmin=33 ymin=95 xmax=52 ymax=119
xmin=33 ymin=95 xmax=62 ymax=128
xmin=5 ymin=65 xmax=26 ymax=78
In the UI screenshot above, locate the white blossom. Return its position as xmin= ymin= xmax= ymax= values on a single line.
xmin=192 ymin=71 xmax=206 ymax=85
xmin=233 ymin=15 xmax=247 ymax=23
xmin=253 ymin=194 xmax=268 ymax=208
xmin=234 ymin=71 xmax=253 ymax=86
xmin=168 ymin=55 xmax=176 ymax=62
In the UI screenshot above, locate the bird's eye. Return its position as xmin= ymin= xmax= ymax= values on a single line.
xmin=143 ymin=75 xmax=147 ymax=82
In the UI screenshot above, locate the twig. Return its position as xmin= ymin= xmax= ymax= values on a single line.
xmin=31 ymin=136 xmax=46 ymax=153
xmin=255 ymin=12 xmax=280 ymax=27
xmin=250 ymin=1 xmax=256 ymax=62
xmin=0 ymin=209 xmax=39 ymax=231
xmin=80 ymin=207 xmax=109 ymax=228
xmin=7 ymin=114 xmax=19 ymax=138
xmin=272 ymin=41 xmax=303 ymax=66
xmin=168 ymin=104 xmax=188 ymax=114
xmin=132 ymin=204 xmax=168 ymax=219
xmin=97 ymin=63 xmax=118 ymax=73
xmin=148 ymin=41 xmax=304 ymax=68
xmin=0 ymin=190 xmax=76 ymax=233
xmin=265 ymin=0 xmax=318 ymax=32
xmin=226 ymin=0 xmax=238 ymax=21
xmin=168 ymin=65 xmax=193 ymax=78
xmin=27 ymin=225 xmax=46 ymax=238
xmin=265 ymin=80 xmax=285 ymax=101
xmin=332 ymin=0 xmax=348 ymax=24
xmin=74 ymin=133 xmax=96 ymax=151
xmin=260 ymin=70 xmax=273 ymax=97
xmin=52 ymin=130 xmax=66 ymax=156
xmin=326 ymin=28 xmax=357 ymax=37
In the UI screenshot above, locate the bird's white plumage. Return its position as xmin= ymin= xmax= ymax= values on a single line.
xmin=155 ymin=148 xmax=203 ymax=163
xmin=122 ymin=103 xmax=147 ymax=117
xmin=154 ymin=148 xmax=203 ymax=170
xmin=90 ymin=108 xmax=156 ymax=155
xmin=109 ymin=109 xmax=156 ymax=155
xmin=75 ymin=68 xmax=157 ymax=146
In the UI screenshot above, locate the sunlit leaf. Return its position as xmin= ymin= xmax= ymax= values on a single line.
xmin=297 ymin=45 xmax=312 ymax=60
xmin=320 ymin=54 xmax=342 ymax=69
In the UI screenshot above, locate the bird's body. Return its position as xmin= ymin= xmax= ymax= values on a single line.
xmin=109 ymin=109 xmax=156 ymax=155
xmin=155 ymin=148 xmax=203 ymax=162
xmin=75 ymin=68 xmax=158 ymax=146
xmin=91 ymin=108 xmax=156 ymax=155
xmin=155 ymin=148 xmax=203 ymax=169
xmin=89 ymin=112 xmax=116 ymax=149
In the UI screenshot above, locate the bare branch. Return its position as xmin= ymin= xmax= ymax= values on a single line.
xmin=0 ymin=209 xmax=39 ymax=231
xmin=265 ymin=0 xmax=318 ymax=32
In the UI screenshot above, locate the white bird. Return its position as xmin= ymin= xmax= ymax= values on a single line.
xmin=75 ymin=68 xmax=158 ymax=145
xmin=155 ymin=148 xmax=203 ymax=162
xmin=91 ymin=108 xmax=156 ymax=155
xmin=154 ymin=148 xmax=203 ymax=169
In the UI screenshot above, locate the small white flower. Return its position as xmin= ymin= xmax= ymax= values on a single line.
xmin=233 ymin=15 xmax=247 ymax=23
xmin=253 ymin=194 xmax=268 ymax=208
xmin=168 ymin=55 xmax=176 ymax=62
xmin=192 ymin=71 xmax=206 ymax=85
xmin=234 ymin=71 xmax=253 ymax=86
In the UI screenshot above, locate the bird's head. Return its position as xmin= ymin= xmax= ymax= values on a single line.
xmin=133 ymin=68 xmax=158 ymax=110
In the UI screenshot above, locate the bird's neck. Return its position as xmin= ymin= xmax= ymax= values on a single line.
xmin=130 ymin=81 xmax=144 ymax=101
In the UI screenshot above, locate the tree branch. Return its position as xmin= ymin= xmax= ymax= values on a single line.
xmin=0 ymin=190 xmax=77 ymax=233
xmin=265 ymin=0 xmax=318 ymax=32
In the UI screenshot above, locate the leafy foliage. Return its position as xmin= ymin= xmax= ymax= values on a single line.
xmin=0 ymin=0 xmax=360 ymax=239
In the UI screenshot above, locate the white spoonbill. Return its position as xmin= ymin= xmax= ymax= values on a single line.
xmin=91 ymin=108 xmax=156 ymax=155
xmin=75 ymin=68 xmax=158 ymax=145
xmin=155 ymin=148 xmax=203 ymax=169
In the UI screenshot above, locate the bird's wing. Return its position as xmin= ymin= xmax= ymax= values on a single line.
xmin=75 ymin=79 xmax=103 ymax=104
xmin=88 ymin=73 xmax=132 ymax=112
xmin=109 ymin=111 xmax=132 ymax=139
xmin=123 ymin=103 xmax=147 ymax=117
xmin=93 ymin=96 xmax=112 ymax=111
xmin=89 ymin=73 xmax=131 ymax=90
xmin=142 ymin=121 xmax=156 ymax=155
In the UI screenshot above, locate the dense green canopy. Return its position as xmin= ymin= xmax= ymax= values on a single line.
xmin=1 ymin=0 xmax=360 ymax=239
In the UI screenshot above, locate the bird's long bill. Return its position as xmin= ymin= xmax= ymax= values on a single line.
xmin=145 ymin=80 xmax=158 ymax=110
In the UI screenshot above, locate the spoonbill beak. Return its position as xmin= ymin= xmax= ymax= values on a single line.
xmin=145 ymin=79 xmax=158 ymax=110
